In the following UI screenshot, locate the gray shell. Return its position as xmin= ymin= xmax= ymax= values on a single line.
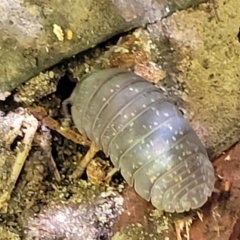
xmin=67 ymin=68 xmax=215 ymax=213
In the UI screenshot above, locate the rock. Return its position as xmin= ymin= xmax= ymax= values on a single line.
xmin=0 ymin=0 xmax=208 ymax=94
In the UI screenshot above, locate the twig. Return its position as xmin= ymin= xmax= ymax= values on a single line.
xmin=70 ymin=142 xmax=99 ymax=179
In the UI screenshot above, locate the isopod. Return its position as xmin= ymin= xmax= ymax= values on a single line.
xmin=63 ymin=68 xmax=215 ymax=213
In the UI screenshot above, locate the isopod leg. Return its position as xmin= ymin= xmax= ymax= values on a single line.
xmin=104 ymin=168 xmax=119 ymax=181
xmin=70 ymin=142 xmax=99 ymax=179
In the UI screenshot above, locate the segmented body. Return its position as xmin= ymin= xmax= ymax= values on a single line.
xmin=66 ymin=68 xmax=215 ymax=213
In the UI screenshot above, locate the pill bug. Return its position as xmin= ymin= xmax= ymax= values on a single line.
xmin=64 ymin=68 xmax=215 ymax=213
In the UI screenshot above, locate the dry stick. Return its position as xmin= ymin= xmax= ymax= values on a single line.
xmin=10 ymin=115 xmax=38 ymax=187
xmin=70 ymin=141 xmax=99 ymax=179
xmin=49 ymin=156 xmax=61 ymax=182
xmin=39 ymin=126 xmax=61 ymax=182
xmin=0 ymin=115 xmax=39 ymax=210
xmin=42 ymin=115 xmax=91 ymax=146
xmin=28 ymin=106 xmax=91 ymax=146
xmin=4 ymin=116 xmax=24 ymax=147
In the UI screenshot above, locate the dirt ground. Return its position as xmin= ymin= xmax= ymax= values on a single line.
xmin=0 ymin=0 xmax=239 ymax=239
